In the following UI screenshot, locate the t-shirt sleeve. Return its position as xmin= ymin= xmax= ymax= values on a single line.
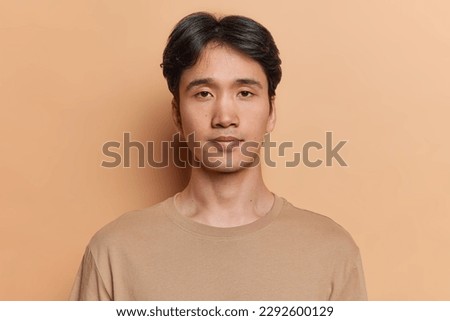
xmin=69 ymin=246 xmax=112 ymax=301
xmin=329 ymin=248 xmax=368 ymax=301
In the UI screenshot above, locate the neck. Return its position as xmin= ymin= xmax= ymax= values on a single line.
xmin=175 ymin=165 xmax=274 ymax=227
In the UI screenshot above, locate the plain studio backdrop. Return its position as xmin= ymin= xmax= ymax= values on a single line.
xmin=0 ymin=0 xmax=449 ymax=300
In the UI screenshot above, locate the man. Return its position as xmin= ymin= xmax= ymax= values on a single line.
xmin=70 ymin=12 xmax=367 ymax=300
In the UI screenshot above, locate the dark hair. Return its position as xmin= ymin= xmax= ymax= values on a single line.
xmin=161 ymin=12 xmax=282 ymax=104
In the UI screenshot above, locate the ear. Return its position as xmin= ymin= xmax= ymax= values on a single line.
xmin=171 ymin=98 xmax=183 ymax=132
xmin=266 ymin=96 xmax=277 ymax=133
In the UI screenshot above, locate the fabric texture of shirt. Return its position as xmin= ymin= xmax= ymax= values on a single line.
xmin=70 ymin=194 xmax=367 ymax=300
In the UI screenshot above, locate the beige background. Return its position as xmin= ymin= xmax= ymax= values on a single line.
xmin=1 ymin=0 xmax=449 ymax=300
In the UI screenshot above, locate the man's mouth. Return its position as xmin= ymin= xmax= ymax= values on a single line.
xmin=211 ymin=136 xmax=242 ymax=142
xmin=208 ymin=136 xmax=243 ymax=151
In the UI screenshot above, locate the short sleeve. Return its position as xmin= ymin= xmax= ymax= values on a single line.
xmin=69 ymin=246 xmax=112 ymax=301
xmin=329 ymin=248 xmax=368 ymax=301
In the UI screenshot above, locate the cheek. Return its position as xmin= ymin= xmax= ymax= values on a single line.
xmin=249 ymin=118 xmax=272 ymax=139
xmin=249 ymin=112 xmax=270 ymax=127
xmin=179 ymin=113 xmax=208 ymax=136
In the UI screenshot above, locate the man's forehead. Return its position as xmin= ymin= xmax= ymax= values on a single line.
xmin=180 ymin=44 xmax=268 ymax=88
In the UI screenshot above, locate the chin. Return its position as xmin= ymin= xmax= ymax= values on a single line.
xmin=207 ymin=166 xmax=242 ymax=173
xmin=200 ymin=157 xmax=258 ymax=173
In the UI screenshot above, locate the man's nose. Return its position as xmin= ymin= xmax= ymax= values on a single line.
xmin=211 ymin=95 xmax=239 ymax=128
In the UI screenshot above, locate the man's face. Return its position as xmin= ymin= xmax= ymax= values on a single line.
xmin=175 ymin=43 xmax=276 ymax=172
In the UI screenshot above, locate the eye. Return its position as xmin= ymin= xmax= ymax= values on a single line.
xmin=195 ymin=91 xmax=213 ymax=98
xmin=239 ymin=91 xmax=253 ymax=98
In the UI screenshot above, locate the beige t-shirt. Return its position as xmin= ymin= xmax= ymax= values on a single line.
xmin=70 ymin=194 xmax=367 ymax=300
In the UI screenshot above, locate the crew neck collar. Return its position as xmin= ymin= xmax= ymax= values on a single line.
xmin=163 ymin=193 xmax=284 ymax=238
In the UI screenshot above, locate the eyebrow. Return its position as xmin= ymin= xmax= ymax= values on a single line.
xmin=235 ymin=78 xmax=263 ymax=89
xmin=185 ymin=78 xmax=263 ymax=92
xmin=185 ymin=78 xmax=214 ymax=92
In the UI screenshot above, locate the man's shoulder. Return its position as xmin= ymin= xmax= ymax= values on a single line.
xmin=278 ymin=197 xmax=360 ymax=252
xmin=88 ymin=197 xmax=171 ymax=250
